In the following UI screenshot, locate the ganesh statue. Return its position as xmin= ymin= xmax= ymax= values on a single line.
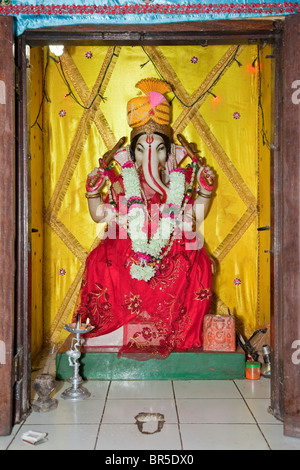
xmin=73 ymin=78 xmax=216 ymax=360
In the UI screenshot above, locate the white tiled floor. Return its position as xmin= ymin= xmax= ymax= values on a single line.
xmin=2 ymin=374 xmax=300 ymax=450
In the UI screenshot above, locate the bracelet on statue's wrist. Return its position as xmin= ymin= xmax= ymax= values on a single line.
xmin=85 ymin=191 xmax=102 ymax=199
xmin=196 ymin=188 xmax=213 ymax=199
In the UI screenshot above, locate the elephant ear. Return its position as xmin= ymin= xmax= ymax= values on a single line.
xmin=166 ymin=145 xmax=188 ymax=173
xmin=135 ymin=78 xmax=172 ymax=96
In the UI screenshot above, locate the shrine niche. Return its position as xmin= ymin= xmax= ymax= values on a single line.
xmin=29 ymin=43 xmax=271 ymax=364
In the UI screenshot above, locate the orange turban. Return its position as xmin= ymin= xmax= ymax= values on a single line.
xmin=127 ymin=78 xmax=172 ymax=140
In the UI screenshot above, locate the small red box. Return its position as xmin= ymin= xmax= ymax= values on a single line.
xmin=203 ymin=314 xmax=236 ymax=352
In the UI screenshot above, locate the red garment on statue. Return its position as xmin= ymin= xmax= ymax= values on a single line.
xmin=74 ymin=172 xmax=213 ymax=360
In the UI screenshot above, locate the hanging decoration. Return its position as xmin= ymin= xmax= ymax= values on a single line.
xmin=0 ymin=1 xmax=299 ymax=36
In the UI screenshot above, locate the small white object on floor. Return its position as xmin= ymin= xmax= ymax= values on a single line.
xmin=21 ymin=430 xmax=48 ymax=446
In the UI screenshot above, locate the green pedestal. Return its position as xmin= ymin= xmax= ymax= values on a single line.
xmin=56 ymin=339 xmax=245 ymax=380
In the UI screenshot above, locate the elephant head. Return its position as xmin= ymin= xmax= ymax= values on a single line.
xmin=130 ymin=132 xmax=171 ymax=203
xmin=125 ymin=78 xmax=175 ymax=202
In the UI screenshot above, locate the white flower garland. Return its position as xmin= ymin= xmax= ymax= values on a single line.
xmin=121 ymin=163 xmax=186 ymax=281
xmin=130 ymin=263 xmax=156 ymax=282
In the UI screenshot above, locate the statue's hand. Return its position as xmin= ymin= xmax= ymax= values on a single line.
xmin=197 ymin=165 xmax=216 ymax=195
xmin=86 ymin=167 xmax=105 ymax=194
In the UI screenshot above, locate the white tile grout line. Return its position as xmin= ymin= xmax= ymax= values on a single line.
xmin=233 ymin=379 xmax=272 ymax=450
xmin=5 ymin=422 xmax=23 ymax=450
xmin=94 ymin=380 xmax=111 ymax=450
xmin=171 ymin=380 xmax=183 ymax=450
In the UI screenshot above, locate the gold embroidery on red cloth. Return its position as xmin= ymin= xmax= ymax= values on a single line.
xmin=149 ymin=255 xmax=183 ymax=291
xmin=156 ymin=295 xmax=192 ymax=350
xmin=123 ymin=291 xmax=194 ymax=356
xmin=128 ymin=325 xmax=162 ymax=350
xmin=87 ymin=283 xmax=113 ymax=327
xmin=123 ymin=293 xmax=143 ymax=315
xmin=194 ymin=288 xmax=212 ymax=301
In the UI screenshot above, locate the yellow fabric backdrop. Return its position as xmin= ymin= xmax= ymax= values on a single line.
xmin=33 ymin=44 xmax=271 ymax=350
xmin=30 ymin=46 xmax=44 ymax=361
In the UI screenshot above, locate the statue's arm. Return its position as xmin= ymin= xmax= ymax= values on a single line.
xmin=193 ymin=165 xmax=216 ymax=228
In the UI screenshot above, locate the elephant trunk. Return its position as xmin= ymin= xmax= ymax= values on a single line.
xmin=143 ymin=136 xmax=168 ymax=203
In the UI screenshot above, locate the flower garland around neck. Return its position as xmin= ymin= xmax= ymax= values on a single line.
xmin=121 ymin=160 xmax=193 ymax=282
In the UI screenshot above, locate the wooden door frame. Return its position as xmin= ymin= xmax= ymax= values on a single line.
xmin=9 ymin=16 xmax=299 ymax=436
xmin=14 ymin=33 xmax=32 ymax=427
xmin=0 ymin=16 xmax=15 ymax=437
xmin=281 ymin=15 xmax=300 ymax=438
